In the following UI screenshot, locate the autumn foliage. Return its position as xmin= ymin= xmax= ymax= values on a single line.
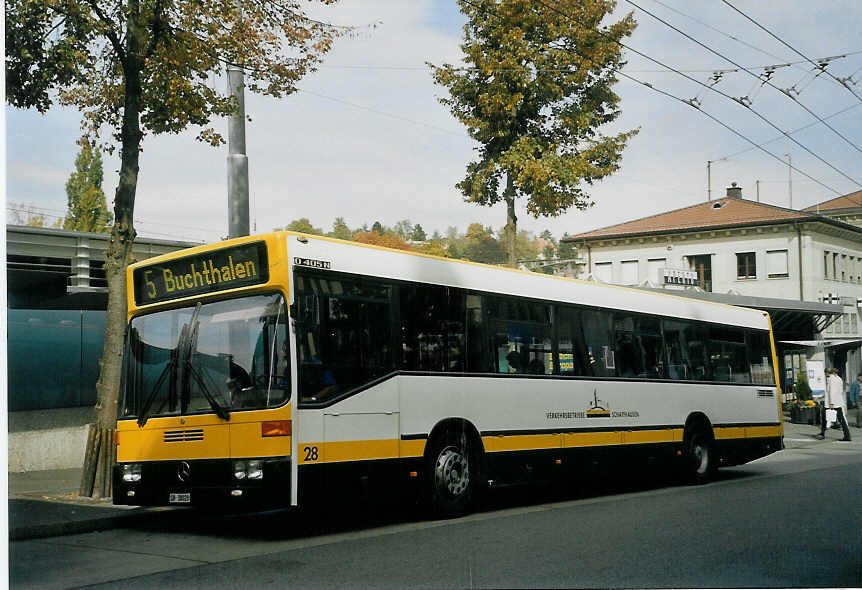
xmin=353 ymin=231 xmax=413 ymax=251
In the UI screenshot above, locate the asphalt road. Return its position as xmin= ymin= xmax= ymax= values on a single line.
xmin=12 ymin=443 xmax=862 ymax=589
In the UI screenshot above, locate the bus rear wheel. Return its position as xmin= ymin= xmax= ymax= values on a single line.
xmin=684 ymin=427 xmax=717 ymax=484
xmin=428 ymin=433 xmax=474 ymax=517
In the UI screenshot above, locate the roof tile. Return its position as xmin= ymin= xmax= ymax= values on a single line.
xmin=569 ymin=197 xmax=809 ymax=240
xmin=802 ymin=190 xmax=862 ymax=212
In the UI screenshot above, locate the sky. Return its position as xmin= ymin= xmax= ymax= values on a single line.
xmin=5 ymin=0 xmax=862 ymax=244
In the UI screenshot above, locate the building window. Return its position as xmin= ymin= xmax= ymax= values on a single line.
xmin=620 ymin=260 xmax=639 ymax=285
xmin=594 ymin=262 xmax=612 ymax=283
xmin=647 ymin=258 xmax=666 ymax=285
xmin=833 ymin=252 xmax=839 ymax=280
xmin=766 ymin=249 xmax=789 ymax=278
xmin=736 ymin=252 xmax=756 ymax=279
xmin=687 ymin=254 xmax=712 ymax=292
xmin=824 ymin=251 xmax=829 ymax=279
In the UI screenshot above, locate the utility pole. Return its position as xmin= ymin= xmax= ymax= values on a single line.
xmin=788 ymin=154 xmax=793 ymax=209
xmin=756 ymin=179 xmax=760 ymax=202
xmin=706 ymin=160 xmax=712 ymax=201
xmin=227 ymin=4 xmax=249 ymax=239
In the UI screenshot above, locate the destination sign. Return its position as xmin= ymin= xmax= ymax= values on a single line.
xmin=134 ymin=242 xmax=268 ymax=305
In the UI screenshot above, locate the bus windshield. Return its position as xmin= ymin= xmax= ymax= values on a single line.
xmin=121 ymin=293 xmax=290 ymax=422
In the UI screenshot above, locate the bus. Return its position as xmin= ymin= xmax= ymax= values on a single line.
xmin=114 ymin=231 xmax=783 ymax=515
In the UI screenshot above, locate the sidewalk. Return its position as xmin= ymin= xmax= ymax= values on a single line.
xmin=8 ymin=417 xmax=859 ymax=542
xmin=782 ymin=409 xmax=862 ymax=448
xmin=8 ymin=468 xmax=168 ymax=541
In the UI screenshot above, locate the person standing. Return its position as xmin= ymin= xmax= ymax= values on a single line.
xmin=819 ymin=368 xmax=851 ymax=441
xmin=851 ymin=373 xmax=862 ymax=428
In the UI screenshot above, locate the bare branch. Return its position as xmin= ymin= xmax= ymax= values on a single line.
xmin=83 ymin=0 xmax=126 ymax=63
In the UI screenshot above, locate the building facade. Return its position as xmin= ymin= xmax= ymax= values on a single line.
xmin=565 ymin=187 xmax=862 ymax=394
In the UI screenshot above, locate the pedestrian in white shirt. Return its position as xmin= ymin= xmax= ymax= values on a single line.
xmin=819 ymin=368 xmax=851 ymax=441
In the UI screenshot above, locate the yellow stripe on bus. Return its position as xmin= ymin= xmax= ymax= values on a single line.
xmin=483 ymin=434 xmax=561 ymax=452
xmin=296 ymin=424 xmax=780 ymax=465
xmin=744 ymin=425 xmax=782 ymax=438
xmin=714 ymin=427 xmax=747 ymax=440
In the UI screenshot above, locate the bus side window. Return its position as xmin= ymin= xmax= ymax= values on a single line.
xmin=447 ymin=289 xmax=466 ymax=372
xmin=663 ymin=319 xmax=693 ymax=381
xmin=709 ymin=326 xmax=749 ymax=383
xmin=581 ymin=309 xmax=615 ymax=377
xmin=465 ymin=293 xmax=486 ymax=373
xmin=401 ymin=284 xmax=447 ymax=372
xmin=747 ymin=330 xmax=775 ymax=385
xmin=486 ymin=296 xmax=551 ymax=375
xmin=556 ymin=306 xmax=589 ymax=376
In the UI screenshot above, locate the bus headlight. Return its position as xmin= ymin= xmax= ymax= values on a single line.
xmin=233 ymin=459 xmax=265 ymax=480
xmin=122 ymin=463 xmax=142 ymax=483
xmin=246 ymin=460 xmax=263 ymax=480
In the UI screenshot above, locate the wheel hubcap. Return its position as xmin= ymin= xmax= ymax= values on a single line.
xmin=693 ymin=442 xmax=709 ymax=475
xmin=435 ymin=446 xmax=469 ymax=497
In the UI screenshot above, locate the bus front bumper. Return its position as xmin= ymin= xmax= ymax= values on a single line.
xmin=112 ymin=457 xmax=291 ymax=509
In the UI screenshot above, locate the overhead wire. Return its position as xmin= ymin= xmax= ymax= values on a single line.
xmin=624 ymin=0 xmax=862 ymax=156
xmin=457 ymin=0 xmax=844 ymax=195
xmin=721 ymin=0 xmax=862 ymax=103
xmin=5 ymin=203 xmax=222 ymax=238
xmin=296 ymin=88 xmax=467 ymax=138
xmin=532 ymin=0 xmax=861 ymax=186
xmin=716 ymin=102 xmax=862 ymax=161
xmin=646 ymin=0 xmax=794 ymax=66
xmin=312 ymin=50 xmax=862 ymax=75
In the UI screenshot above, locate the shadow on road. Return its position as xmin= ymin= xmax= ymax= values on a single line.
xmin=128 ymin=464 xmax=761 ymax=542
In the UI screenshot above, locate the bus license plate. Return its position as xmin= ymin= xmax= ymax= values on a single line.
xmin=169 ymin=493 xmax=191 ymax=504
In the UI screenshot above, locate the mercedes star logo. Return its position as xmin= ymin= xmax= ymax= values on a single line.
xmin=177 ymin=461 xmax=191 ymax=483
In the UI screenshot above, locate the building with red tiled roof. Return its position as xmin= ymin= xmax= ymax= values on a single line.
xmin=563 ymin=185 xmax=862 ymax=389
xmin=802 ymin=190 xmax=862 ymax=227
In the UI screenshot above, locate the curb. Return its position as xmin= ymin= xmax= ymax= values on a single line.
xmin=10 ymin=510 xmax=159 ymax=541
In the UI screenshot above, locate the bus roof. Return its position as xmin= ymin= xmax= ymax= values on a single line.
xmin=129 ymin=231 xmax=772 ymax=330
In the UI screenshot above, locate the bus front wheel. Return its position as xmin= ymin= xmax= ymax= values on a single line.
xmin=428 ymin=432 xmax=474 ymax=517
xmin=684 ymin=426 xmax=717 ymax=484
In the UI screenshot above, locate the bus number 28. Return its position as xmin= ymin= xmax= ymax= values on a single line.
xmin=303 ymin=446 xmax=319 ymax=462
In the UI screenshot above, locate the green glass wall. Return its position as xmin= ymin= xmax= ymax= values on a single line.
xmin=7 ymin=309 xmax=106 ymax=411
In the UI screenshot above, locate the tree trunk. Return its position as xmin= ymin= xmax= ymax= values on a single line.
xmin=80 ymin=10 xmax=144 ymax=499
xmin=503 ymin=175 xmax=517 ymax=268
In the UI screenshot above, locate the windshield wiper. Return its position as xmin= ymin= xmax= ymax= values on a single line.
xmin=137 ymin=327 xmax=184 ymax=428
xmin=180 ymin=304 xmax=231 ymax=421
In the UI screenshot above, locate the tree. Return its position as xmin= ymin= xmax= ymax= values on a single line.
xmin=411 ymin=223 xmax=427 ymax=242
xmin=431 ymin=0 xmax=638 ymax=267
xmin=371 ymin=221 xmax=385 ymax=235
xmin=415 ymin=240 xmax=448 ymax=258
xmin=329 ymin=216 xmax=353 ymax=241
xmin=7 ymin=202 xmax=49 ymax=227
xmin=283 ymin=218 xmax=324 ymax=235
xmin=393 ymin=219 xmax=413 ymax=241
xmin=63 ymin=140 xmax=112 ymax=232
xmin=6 ymin=0 xmax=343 ymax=498
xmin=461 ymin=223 xmax=504 ymax=264
xmin=353 ymin=230 xmax=412 ymax=251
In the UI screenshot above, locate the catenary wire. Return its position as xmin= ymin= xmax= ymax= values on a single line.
xmin=624 ymin=0 xmax=862 ymax=155
xmin=457 ymin=0 xmax=845 ymax=195
xmin=530 ymin=0 xmax=861 ymax=185
xmin=721 ymin=0 xmax=862 ymax=103
xmin=715 ymin=102 xmax=862 ymax=161
xmin=647 ymin=0 xmax=807 ymax=74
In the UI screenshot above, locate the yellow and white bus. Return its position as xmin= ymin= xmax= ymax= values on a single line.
xmin=114 ymin=231 xmax=783 ymax=515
